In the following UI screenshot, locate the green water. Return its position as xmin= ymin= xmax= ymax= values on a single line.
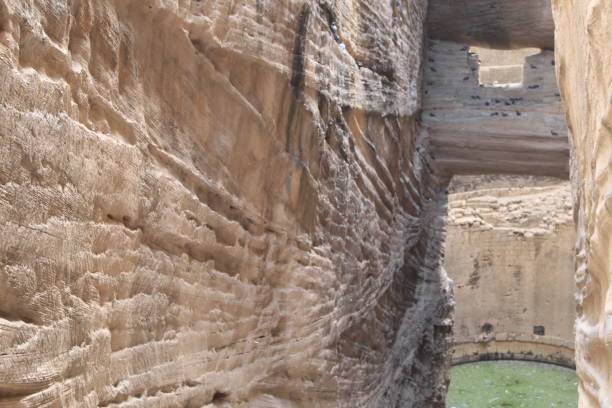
xmin=447 ymin=361 xmax=578 ymax=408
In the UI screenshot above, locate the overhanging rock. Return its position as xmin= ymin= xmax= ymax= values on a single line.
xmin=423 ymin=40 xmax=569 ymax=178
xmin=427 ymin=0 xmax=555 ymax=50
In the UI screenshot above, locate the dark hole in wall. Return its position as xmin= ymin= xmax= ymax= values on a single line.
xmin=482 ymin=323 xmax=494 ymax=334
xmin=212 ymin=391 xmax=229 ymax=403
xmin=534 ymin=326 xmax=545 ymax=336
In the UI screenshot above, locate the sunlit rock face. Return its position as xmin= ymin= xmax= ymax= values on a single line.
xmin=0 ymin=1 xmax=453 ymax=407
xmin=445 ymin=176 xmax=576 ymax=367
xmin=552 ymin=0 xmax=612 ymax=406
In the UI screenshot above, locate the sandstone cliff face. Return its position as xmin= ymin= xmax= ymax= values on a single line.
xmin=445 ymin=179 xmax=576 ymax=367
xmin=553 ymin=0 xmax=612 ymax=406
xmin=0 ymin=1 xmax=453 ymax=407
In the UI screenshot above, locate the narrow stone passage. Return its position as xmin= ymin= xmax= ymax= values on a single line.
xmin=0 ymin=1 xmax=608 ymax=407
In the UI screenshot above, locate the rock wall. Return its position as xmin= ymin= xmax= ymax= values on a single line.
xmin=553 ymin=0 xmax=612 ymax=406
xmin=427 ymin=0 xmax=555 ymax=49
xmin=423 ymin=41 xmax=569 ymax=178
xmin=448 ymin=174 xmax=564 ymax=194
xmin=0 ymin=1 xmax=453 ymax=407
xmin=445 ymin=179 xmax=576 ymax=367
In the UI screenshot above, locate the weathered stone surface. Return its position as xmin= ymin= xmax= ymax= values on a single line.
xmin=10 ymin=0 xmax=611 ymax=406
xmin=427 ymin=0 xmax=555 ymax=50
xmin=445 ymin=178 xmax=576 ymax=367
xmin=0 ymin=1 xmax=454 ymax=407
xmin=448 ymin=174 xmax=564 ymax=194
xmin=423 ymin=41 xmax=569 ymax=178
xmin=553 ymin=0 xmax=612 ymax=406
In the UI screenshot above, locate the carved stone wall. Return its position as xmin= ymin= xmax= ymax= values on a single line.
xmin=427 ymin=0 xmax=555 ymax=49
xmin=445 ymin=179 xmax=576 ymax=368
xmin=0 ymin=1 xmax=452 ymax=407
xmin=423 ymin=41 xmax=569 ymax=178
xmin=2 ymin=0 xmax=605 ymax=406
xmin=553 ymin=0 xmax=612 ymax=406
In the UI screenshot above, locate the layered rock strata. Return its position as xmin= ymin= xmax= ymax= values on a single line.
xmin=0 ymin=1 xmax=453 ymax=407
xmin=553 ymin=0 xmax=612 ymax=406
xmin=427 ymin=0 xmax=555 ymax=49
xmin=423 ymin=41 xmax=569 ymax=178
xmin=446 ymin=180 xmax=576 ymax=367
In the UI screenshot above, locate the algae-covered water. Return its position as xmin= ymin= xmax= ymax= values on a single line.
xmin=447 ymin=361 xmax=578 ymax=408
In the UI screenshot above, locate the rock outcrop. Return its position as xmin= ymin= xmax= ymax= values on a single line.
xmin=446 ymin=178 xmax=576 ymax=367
xmin=553 ymin=0 xmax=612 ymax=406
xmin=0 ymin=1 xmax=453 ymax=407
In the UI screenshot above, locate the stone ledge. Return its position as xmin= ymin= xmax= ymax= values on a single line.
xmin=453 ymin=340 xmax=575 ymax=369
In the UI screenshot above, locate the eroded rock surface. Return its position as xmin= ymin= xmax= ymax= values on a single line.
xmin=553 ymin=0 xmax=612 ymax=406
xmin=446 ymin=178 xmax=576 ymax=367
xmin=0 ymin=1 xmax=453 ymax=407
